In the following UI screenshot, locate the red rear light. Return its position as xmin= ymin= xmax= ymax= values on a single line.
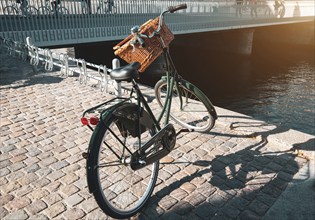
xmin=81 ymin=117 xmax=89 ymax=125
xmin=89 ymin=116 xmax=99 ymax=125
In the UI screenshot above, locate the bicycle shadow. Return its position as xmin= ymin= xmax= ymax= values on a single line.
xmin=292 ymin=138 xmax=315 ymax=152
xmin=137 ymin=119 xmax=313 ymax=219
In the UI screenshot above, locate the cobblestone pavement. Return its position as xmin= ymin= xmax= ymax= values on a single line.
xmin=1 ymin=52 xmax=314 ymax=220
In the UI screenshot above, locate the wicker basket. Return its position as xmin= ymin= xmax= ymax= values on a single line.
xmin=113 ymin=17 xmax=174 ymax=73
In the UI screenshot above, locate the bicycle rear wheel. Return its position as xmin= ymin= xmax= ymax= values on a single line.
xmin=155 ymin=78 xmax=216 ymax=132
xmin=87 ymin=116 xmax=159 ymax=219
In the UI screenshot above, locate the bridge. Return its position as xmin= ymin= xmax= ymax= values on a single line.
xmin=1 ymin=0 xmax=314 ymax=47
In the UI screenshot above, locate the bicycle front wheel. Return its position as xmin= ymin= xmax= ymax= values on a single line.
xmin=3 ymin=6 xmax=18 ymax=16
xmin=58 ymin=7 xmax=69 ymax=15
xmin=26 ymin=6 xmax=38 ymax=16
xmin=279 ymin=6 xmax=285 ymax=18
xmin=38 ymin=6 xmax=51 ymax=15
xmin=155 ymin=78 xmax=216 ymax=132
xmin=87 ymin=116 xmax=159 ymax=219
xmin=96 ymin=6 xmax=106 ymax=14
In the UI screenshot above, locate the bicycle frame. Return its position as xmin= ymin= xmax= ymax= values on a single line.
xmin=97 ymin=0 xmax=115 ymax=13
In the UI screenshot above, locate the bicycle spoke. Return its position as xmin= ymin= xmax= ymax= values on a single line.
xmin=97 ymin=160 xmax=129 ymax=168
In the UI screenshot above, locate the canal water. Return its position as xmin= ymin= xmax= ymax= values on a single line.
xmin=155 ymin=42 xmax=315 ymax=135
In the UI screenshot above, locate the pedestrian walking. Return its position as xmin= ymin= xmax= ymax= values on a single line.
xmin=235 ymin=0 xmax=243 ymax=17
xmin=108 ymin=0 xmax=114 ymax=13
xmin=250 ymin=0 xmax=258 ymax=17
xmin=51 ymin=0 xmax=60 ymax=13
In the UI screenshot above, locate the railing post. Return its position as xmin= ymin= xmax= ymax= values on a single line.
xmin=112 ymin=58 xmax=121 ymax=97
xmin=25 ymin=37 xmax=38 ymax=74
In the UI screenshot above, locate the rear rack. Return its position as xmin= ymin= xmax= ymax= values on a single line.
xmin=82 ymin=97 xmax=130 ymax=119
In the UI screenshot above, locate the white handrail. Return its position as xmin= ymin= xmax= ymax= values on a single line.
xmin=0 ymin=36 xmax=125 ymax=96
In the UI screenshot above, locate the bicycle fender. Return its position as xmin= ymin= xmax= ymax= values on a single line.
xmin=112 ymin=103 xmax=154 ymax=137
xmin=160 ymin=77 xmax=218 ymax=120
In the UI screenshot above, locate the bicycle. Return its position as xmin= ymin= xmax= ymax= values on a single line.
xmin=3 ymin=0 xmax=38 ymax=17
xmin=257 ymin=0 xmax=272 ymax=17
xmin=81 ymin=4 xmax=217 ymax=219
xmin=96 ymin=0 xmax=117 ymax=14
xmin=37 ymin=0 xmax=69 ymax=16
xmin=274 ymin=0 xmax=285 ymax=18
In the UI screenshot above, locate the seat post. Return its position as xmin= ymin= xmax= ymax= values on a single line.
xmin=112 ymin=58 xmax=121 ymax=97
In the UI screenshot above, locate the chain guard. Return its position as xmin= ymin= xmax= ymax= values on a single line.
xmin=131 ymin=124 xmax=176 ymax=170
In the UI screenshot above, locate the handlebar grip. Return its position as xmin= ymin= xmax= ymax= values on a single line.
xmin=168 ymin=4 xmax=187 ymax=13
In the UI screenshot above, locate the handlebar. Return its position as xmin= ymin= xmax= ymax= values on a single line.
xmin=168 ymin=4 xmax=187 ymax=13
xmin=130 ymin=3 xmax=187 ymax=47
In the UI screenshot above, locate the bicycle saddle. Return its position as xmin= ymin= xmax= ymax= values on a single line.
xmin=110 ymin=62 xmax=140 ymax=82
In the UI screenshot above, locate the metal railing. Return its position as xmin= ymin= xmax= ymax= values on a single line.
xmin=1 ymin=0 xmax=313 ymax=16
xmin=1 ymin=0 xmax=314 ymax=47
xmin=0 ymin=36 xmax=125 ymax=95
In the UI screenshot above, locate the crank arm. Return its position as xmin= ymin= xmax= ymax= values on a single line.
xmin=140 ymin=124 xmax=175 ymax=153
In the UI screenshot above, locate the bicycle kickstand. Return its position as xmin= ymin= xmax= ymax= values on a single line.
xmin=176 ymin=128 xmax=193 ymax=136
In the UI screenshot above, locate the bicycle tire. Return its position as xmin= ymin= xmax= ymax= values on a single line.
xmin=38 ymin=6 xmax=51 ymax=15
xmin=97 ymin=4 xmax=117 ymax=14
xmin=279 ymin=6 xmax=285 ymax=18
xmin=154 ymin=78 xmax=216 ymax=132
xmin=111 ymin=6 xmax=117 ymax=14
xmin=87 ymin=115 xmax=159 ymax=219
xmin=3 ymin=6 xmax=18 ymax=16
xmin=26 ymin=6 xmax=38 ymax=16
xmin=96 ymin=6 xmax=105 ymax=14
xmin=58 ymin=7 xmax=69 ymax=15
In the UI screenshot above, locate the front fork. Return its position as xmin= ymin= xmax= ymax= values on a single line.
xmin=157 ymin=74 xmax=186 ymax=125
xmin=157 ymin=73 xmax=174 ymax=125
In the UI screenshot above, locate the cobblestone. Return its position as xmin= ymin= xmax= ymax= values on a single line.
xmin=64 ymin=194 xmax=84 ymax=207
xmin=45 ymin=202 xmax=66 ymax=219
xmin=0 ymin=53 xmax=314 ymax=219
xmin=169 ymin=188 xmax=188 ymax=200
xmin=63 ymin=207 xmax=86 ymax=220
xmin=6 ymin=197 xmax=31 ymax=211
xmin=194 ymin=202 xmax=217 ymax=219
xmin=171 ymin=200 xmax=194 ymax=215
xmin=158 ymin=195 xmax=178 ymax=210
xmin=186 ymin=192 xmax=206 ymax=206
xmin=26 ymin=200 xmax=48 ymax=215
xmin=0 ymin=194 xmax=14 ymax=206
xmin=4 ymin=210 xmax=29 ymax=220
